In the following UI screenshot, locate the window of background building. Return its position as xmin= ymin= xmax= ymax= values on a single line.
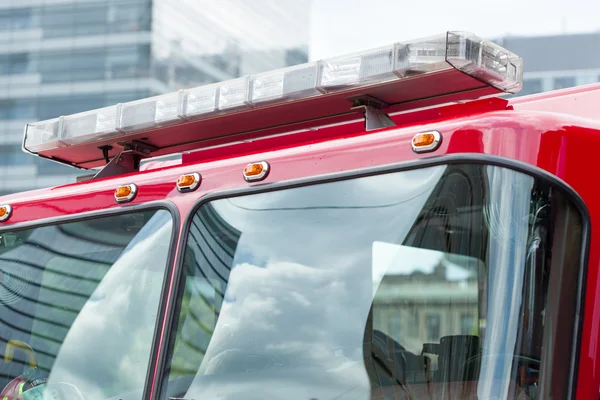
xmin=71 ymin=49 xmax=108 ymax=82
xmin=38 ymin=45 xmax=150 ymax=83
xmin=40 ymin=49 xmax=107 ymax=84
xmin=0 ymin=145 xmax=31 ymax=166
xmin=107 ymin=44 xmax=151 ymax=79
xmin=553 ymin=76 xmax=576 ymax=90
xmin=38 ymin=0 xmax=151 ymax=38
xmin=426 ymin=314 xmax=441 ymax=341
xmin=285 ymin=48 xmax=309 ymax=67
xmin=8 ymin=54 xmax=30 ymax=75
xmin=0 ymin=54 xmax=30 ymax=76
xmin=33 ymin=158 xmax=80 ymax=176
xmin=521 ymin=79 xmax=543 ymax=96
xmin=37 ymin=96 xmax=104 ymax=120
xmin=109 ymin=0 xmax=152 ymax=33
xmin=40 ymin=5 xmax=76 ymax=38
xmin=389 ymin=313 xmax=402 ymax=338
xmin=460 ymin=313 xmax=475 ymax=335
xmin=0 ymin=55 xmax=9 ymax=75
xmin=38 ymin=51 xmax=72 ymax=83
xmin=409 ymin=309 xmax=419 ymax=337
xmin=74 ymin=3 xmax=110 ymax=37
xmin=0 ymin=8 xmax=33 ymax=31
xmin=10 ymin=100 xmax=35 ymax=120
xmin=0 ymin=100 xmax=36 ymax=120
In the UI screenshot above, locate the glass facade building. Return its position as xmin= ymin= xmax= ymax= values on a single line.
xmin=0 ymin=0 xmax=310 ymax=195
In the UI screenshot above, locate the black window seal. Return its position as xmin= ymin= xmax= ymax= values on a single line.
xmin=151 ymin=153 xmax=590 ymax=400
xmin=0 ymin=200 xmax=180 ymax=400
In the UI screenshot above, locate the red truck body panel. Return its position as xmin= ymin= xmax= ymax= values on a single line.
xmin=2 ymin=83 xmax=600 ymax=399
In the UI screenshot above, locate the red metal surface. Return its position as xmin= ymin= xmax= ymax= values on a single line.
xmin=511 ymin=82 xmax=600 ymax=122
xmin=2 ymin=88 xmax=600 ymax=398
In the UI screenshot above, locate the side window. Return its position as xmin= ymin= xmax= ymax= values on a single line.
xmin=0 ymin=209 xmax=174 ymax=400
xmin=161 ymin=164 xmax=584 ymax=400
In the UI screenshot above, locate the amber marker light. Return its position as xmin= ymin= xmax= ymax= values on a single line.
xmin=0 ymin=205 xmax=12 ymax=222
xmin=114 ymin=184 xmax=137 ymax=203
xmin=411 ymin=131 xmax=442 ymax=153
xmin=177 ymin=172 xmax=202 ymax=192
xmin=243 ymin=161 xmax=270 ymax=182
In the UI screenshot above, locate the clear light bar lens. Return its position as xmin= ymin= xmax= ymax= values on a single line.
xmin=182 ymin=84 xmax=219 ymax=119
xmin=393 ymin=32 xmax=523 ymax=92
xmin=318 ymin=45 xmax=397 ymax=92
xmin=24 ymin=118 xmax=63 ymax=152
xmin=119 ymin=92 xmax=183 ymax=132
xmin=394 ymin=36 xmax=449 ymax=77
xmin=22 ymin=32 xmax=523 ymax=156
xmin=218 ymin=77 xmax=249 ymax=110
xmin=61 ymin=105 xmax=119 ymax=145
xmin=250 ymin=62 xmax=320 ymax=105
xmin=445 ymin=31 xmax=523 ymax=92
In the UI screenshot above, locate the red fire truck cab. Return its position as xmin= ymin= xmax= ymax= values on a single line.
xmin=0 ymin=32 xmax=597 ymax=400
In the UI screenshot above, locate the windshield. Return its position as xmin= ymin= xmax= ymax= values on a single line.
xmin=161 ymin=163 xmax=583 ymax=400
xmin=0 ymin=209 xmax=173 ymax=400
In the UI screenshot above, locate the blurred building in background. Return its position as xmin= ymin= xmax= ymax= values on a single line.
xmin=497 ymin=32 xmax=600 ymax=96
xmin=0 ymin=0 xmax=311 ymax=195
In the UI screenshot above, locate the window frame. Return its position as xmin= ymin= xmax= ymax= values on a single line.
xmin=155 ymin=154 xmax=591 ymax=400
xmin=0 ymin=200 xmax=180 ymax=400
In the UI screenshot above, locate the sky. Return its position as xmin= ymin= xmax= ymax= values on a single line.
xmin=309 ymin=0 xmax=600 ymax=60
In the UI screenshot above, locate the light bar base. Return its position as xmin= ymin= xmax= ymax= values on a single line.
xmin=93 ymin=141 xmax=158 ymax=179
xmin=350 ymin=96 xmax=397 ymax=131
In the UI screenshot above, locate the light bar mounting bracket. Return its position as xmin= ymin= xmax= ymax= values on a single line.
xmin=93 ymin=140 xmax=158 ymax=179
xmin=349 ymin=95 xmax=396 ymax=131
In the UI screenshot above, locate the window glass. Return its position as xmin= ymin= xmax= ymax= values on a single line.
xmin=0 ymin=8 xmax=33 ymax=31
xmin=39 ymin=5 xmax=75 ymax=38
xmin=37 ymin=1 xmax=150 ymax=38
xmin=553 ymin=77 xmax=576 ymax=90
xmin=285 ymin=48 xmax=309 ymax=67
xmin=0 ymin=54 xmax=30 ymax=76
xmin=0 ymin=100 xmax=36 ymax=121
xmin=461 ymin=313 xmax=475 ymax=335
xmin=109 ymin=2 xmax=152 ymax=32
xmin=425 ymin=315 xmax=441 ymax=341
xmin=32 ymin=157 xmax=80 ymax=177
xmin=37 ymin=96 xmax=105 ymax=120
xmin=39 ymin=49 xmax=108 ymax=84
xmin=0 ymin=209 xmax=174 ymax=400
xmin=0 ymin=145 xmax=31 ymax=166
xmin=521 ymin=79 xmax=543 ymax=96
xmin=162 ymin=164 xmax=583 ymax=400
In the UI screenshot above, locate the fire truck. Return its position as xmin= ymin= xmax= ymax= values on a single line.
xmin=0 ymin=31 xmax=597 ymax=400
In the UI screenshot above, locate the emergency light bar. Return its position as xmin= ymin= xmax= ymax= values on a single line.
xmin=22 ymin=31 xmax=523 ymax=172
